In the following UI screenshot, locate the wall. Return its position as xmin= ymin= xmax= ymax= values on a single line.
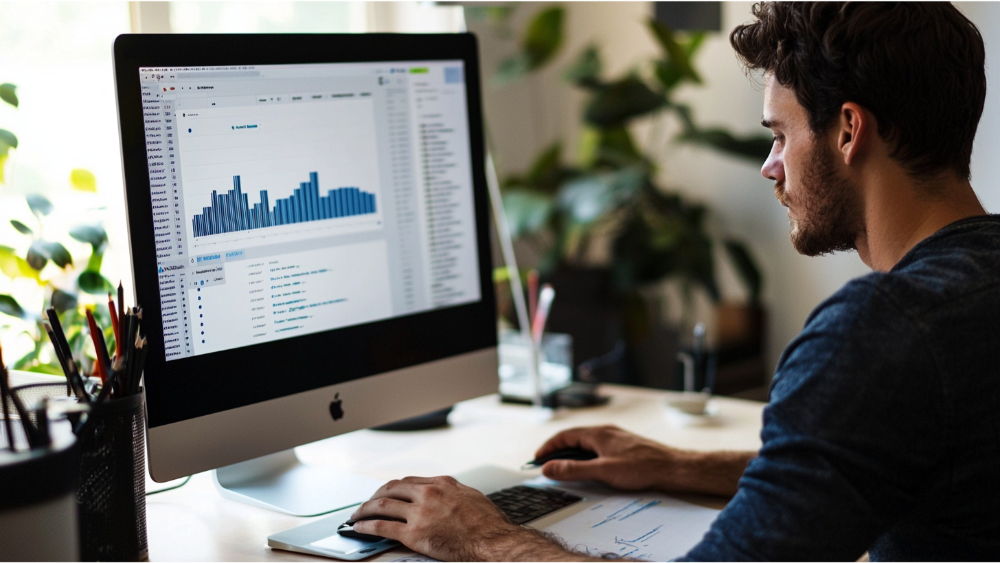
xmin=474 ymin=2 xmax=875 ymax=377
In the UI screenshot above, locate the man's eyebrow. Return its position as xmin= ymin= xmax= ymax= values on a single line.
xmin=761 ymin=118 xmax=780 ymax=128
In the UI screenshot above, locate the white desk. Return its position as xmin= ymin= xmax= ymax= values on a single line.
xmin=145 ymin=385 xmax=765 ymax=561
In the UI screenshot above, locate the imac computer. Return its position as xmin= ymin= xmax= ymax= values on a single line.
xmin=112 ymin=34 xmax=498 ymax=516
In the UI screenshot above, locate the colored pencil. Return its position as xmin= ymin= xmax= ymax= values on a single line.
xmin=45 ymin=308 xmax=73 ymax=369
xmin=109 ymin=292 xmax=120 ymax=357
xmin=42 ymin=321 xmax=74 ymax=398
xmin=85 ymin=309 xmax=107 ymax=384
xmin=117 ymin=282 xmax=125 ymax=336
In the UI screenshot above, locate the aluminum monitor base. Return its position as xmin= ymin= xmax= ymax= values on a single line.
xmin=212 ymin=449 xmax=382 ymax=517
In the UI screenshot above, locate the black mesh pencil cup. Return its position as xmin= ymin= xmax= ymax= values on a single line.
xmin=75 ymin=391 xmax=147 ymax=562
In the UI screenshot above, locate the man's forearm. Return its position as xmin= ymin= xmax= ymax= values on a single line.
xmin=655 ymin=450 xmax=756 ymax=497
xmin=474 ymin=526 xmax=607 ymax=562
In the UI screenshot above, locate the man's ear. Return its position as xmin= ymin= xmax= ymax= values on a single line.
xmin=837 ymin=102 xmax=870 ymax=166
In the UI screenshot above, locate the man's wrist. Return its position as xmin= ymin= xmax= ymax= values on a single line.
xmin=655 ymin=449 xmax=755 ymax=497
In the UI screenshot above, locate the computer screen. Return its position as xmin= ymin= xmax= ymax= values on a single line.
xmin=115 ymin=34 xmax=498 ymax=485
xmin=141 ymin=61 xmax=481 ymax=360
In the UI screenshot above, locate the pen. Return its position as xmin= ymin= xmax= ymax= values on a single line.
xmin=530 ymin=284 xmax=555 ymax=345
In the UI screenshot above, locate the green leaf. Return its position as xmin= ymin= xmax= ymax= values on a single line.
xmin=523 ymin=7 xmax=564 ymax=69
xmin=86 ymin=249 xmax=104 ymax=273
xmin=654 ymin=60 xmax=686 ymax=91
xmin=26 ymin=194 xmax=54 ymax=217
xmin=13 ymin=348 xmax=40 ymax=370
xmin=70 ymin=169 xmax=97 ymax=192
xmin=50 ymin=289 xmax=77 ymax=313
xmin=10 ymin=220 xmax=33 ymax=235
xmin=26 ymin=363 xmax=64 ymax=375
xmin=0 ymin=83 xmax=18 ymax=108
xmin=685 ymin=31 xmax=707 ymax=57
xmin=44 ymin=241 xmax=73 ymax=268
xmin=26 ymin=241 xmax=47 ymax=270
xmin=0 ymin=129 xmax=17 ymax=156
xmin=584 ymin=76 xmax=665 ymax=128
xmin=78 ymin=270 xmax=113 ymax=295
xmin=501 ymin=189 xmax=553 ymax=237
xmin=0 ymin=294 xmax=26 ymax=319
xmin=564 ymin=45 xmax=603 ymax=89
xmin=26 ymin=239 xmax=74 ymax=270
xmin=724 ymin=239 xmax=763 ymax=304
xmin=493 ymin=53 xmax=532 ymax=87
xmin=69 ymin=224 xmax=108 ymax=248
xmin=558 ymin=166 xmax=646 ymax=224
xmin=647 ymin=20 xmax=701 ymax=84
xmin=593 ymin=126 xmax=643 ymax=165
xmin=0 ymin=154 xmax=6 ymax=185
xmin=677 ymin=127 xmax=774 ymax=162
xmin=0 ymin=246 xmax=40 ymax=281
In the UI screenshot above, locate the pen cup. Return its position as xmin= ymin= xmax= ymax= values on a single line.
xmin=75 ymin=391 xmax=147 ymax=562
xmin=0 ymin=430 xmax=80 ymax=561
xmin=497 ymin=329 xmax=573 ymax=401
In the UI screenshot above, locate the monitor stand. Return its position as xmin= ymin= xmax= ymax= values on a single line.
xmin=212 ymin=449 xmax=383 ymax=517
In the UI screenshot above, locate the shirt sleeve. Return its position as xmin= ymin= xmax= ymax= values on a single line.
xmin=682 ymin=280 xmax=946 ymax=561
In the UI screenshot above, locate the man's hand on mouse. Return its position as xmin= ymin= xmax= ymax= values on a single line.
xmin=349 ymin=476 xmax=548 ymax=561
xmin=534 ymin=425 xmax=698 ymax=492
xmin=536 ymin=425 xmax=754 ymax=497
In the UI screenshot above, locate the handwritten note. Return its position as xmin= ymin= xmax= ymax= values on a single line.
xmin=540 ymin=494 xmax=720 ymax=560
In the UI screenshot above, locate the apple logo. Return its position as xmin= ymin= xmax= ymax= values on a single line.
xmin=329 ymin=393 xmax=344 ymax=421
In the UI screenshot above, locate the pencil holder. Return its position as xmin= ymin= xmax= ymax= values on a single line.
xmin=75 ymin=392 xmax=147 ymax=562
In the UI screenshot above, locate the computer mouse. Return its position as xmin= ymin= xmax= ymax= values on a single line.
xmin=525 ymin=447 xmax=598 ymax=468
xmin=336 ymin=517 xmax=396 ymax=543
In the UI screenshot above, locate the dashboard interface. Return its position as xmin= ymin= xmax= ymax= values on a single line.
xmin=138 ymin=61 xmax=481 ymax=361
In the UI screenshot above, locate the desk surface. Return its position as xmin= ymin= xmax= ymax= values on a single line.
xmin=145 ymin=385 xmax=765 ymax=561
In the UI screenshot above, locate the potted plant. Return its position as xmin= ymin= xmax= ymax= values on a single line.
xmin=0 ymin=81 xmax=116 ymax=375
xmin=474 ymin=7 xmax=768 ymax=389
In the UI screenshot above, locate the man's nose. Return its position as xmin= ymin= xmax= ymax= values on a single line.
xmin=761 ymin=146 xmax=783 ymax=183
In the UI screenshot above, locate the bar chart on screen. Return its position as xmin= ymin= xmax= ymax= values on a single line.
xmin=178 ymin=97 xmax=382 ymax=249
xmin=190 ymin=171 xmax=377 ymax=237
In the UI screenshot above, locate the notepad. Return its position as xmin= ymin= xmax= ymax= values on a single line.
xmin=539 ymin=494 xmax=721 ymax=561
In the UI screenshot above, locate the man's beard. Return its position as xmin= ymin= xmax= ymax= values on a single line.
xmin=777 ymin=140 xmax=864 ymax=256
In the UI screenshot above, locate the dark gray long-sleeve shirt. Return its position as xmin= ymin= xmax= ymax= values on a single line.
xmin=685 ymin=215 xmax=1000 ymax=561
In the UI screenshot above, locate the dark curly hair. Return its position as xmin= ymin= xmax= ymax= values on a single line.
xmin=730 ymin=2 xmax=986 ymax=181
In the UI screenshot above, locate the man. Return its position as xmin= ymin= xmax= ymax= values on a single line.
xmin=350 ymin=3 xmax=1000 ymax=560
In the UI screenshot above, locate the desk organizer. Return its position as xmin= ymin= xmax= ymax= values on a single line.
xmin=0 ymin=419 xmax=80 ymax=561
xmin=5 ymin=382 xmax=148 ymax=561
xmin=75 ymin=391 xmax=147 ymax=562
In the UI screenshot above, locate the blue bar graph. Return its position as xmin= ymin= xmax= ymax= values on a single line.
xmin=191 ymin=172 xmax=377 ymax=237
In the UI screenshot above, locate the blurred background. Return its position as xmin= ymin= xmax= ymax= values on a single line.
xmin=1 ymin=2 xmax=998 ymax=400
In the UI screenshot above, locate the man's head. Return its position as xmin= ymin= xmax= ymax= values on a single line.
xmin=730 ymin=2 xmax=986 ymax=256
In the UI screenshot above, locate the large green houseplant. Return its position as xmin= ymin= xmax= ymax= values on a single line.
xmin=477 ymin=7 xmax=769 ymax=384
xmin=0 ymin=81 xmax=116 ymax=374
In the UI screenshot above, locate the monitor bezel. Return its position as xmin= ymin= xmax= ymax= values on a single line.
xmin=113 ymin=34 xmax=498 ymax=432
